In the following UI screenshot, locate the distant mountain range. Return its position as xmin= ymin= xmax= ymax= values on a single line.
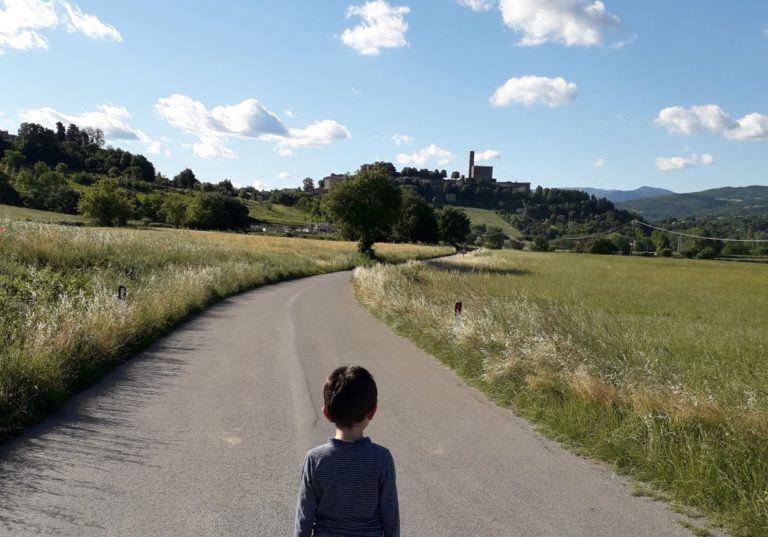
xmin=616 ymin=185 xmax=768 ymax=222
xmin=572 ymin=186 xmax=675 ymax=204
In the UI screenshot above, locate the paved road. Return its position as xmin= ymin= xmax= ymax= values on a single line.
xmin=0 ymin=271 xmax=711 ymax=536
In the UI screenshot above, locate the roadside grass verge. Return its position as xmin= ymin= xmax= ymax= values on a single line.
xmin=353 ymin=250 xmax=768 ymax=537
xmin=0 ymin=219 xmax=451 ymax=438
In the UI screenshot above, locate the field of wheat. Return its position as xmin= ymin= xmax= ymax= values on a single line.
xmin=353 ymin=250 xmax=768 ymax=536
xmin=0 ymin=218 xmax=451 ymax=438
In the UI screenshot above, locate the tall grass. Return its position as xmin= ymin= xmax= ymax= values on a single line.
xmin=0 ymin=219 xmax=451 ymax=437
xmin=353 ymin=250 xmax=768 ymax=536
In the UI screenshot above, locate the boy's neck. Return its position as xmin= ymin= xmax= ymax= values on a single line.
xmin=334 ymin=425 xmax=366 ymax=442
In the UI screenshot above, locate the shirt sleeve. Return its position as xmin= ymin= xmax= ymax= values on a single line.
xmin=294 ymin=453 xmax=317 ymax=537
xmin=379 ymin=451 xmax=400 ymax=537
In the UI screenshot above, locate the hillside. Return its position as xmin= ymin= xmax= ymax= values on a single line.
xmin=574 ymin=186 xmax=674 ymax=204
xmin=618 ymin=185 xmax=768 ymax=221
xmin=460 ymin=206 xmax=521 ymax=238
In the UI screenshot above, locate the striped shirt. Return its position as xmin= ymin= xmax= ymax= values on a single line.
xmin=294 ymin=437 xmax=399 ymax=537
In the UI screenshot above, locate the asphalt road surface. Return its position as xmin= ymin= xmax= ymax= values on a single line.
xmin=0 ymin=271 xmax=715 ymax=536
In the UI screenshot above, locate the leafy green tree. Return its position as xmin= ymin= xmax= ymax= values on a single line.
xmin=184 ymin=192 xmax=250 ymax=230
xmin=78 ymin=178 xmax=134 ymax=225
xmin=13 ymin=162 xmax=79 ymax=213
xmin=588 ymin=237 xmax=619 ymax=255
xmin=531 ymin=235 xmax=550 ymax=252
xmin=437 ymin=206 xmax=471 ymax=247
xmin=321 ymin=167 xmax=402 ymax=255
xmin=173 ymin=168 xmax=199 ymax=190
xmin=483 ymin=226 xmax=505 ymax=249
xmin=1 ymin=150 xmax=25 ymax=173
xmin=0 ymin=170 xmax=21 ymax=206
xmin=162 ymin=196 xmax=188 ymax=227
xmin=391 ymin=189 xmax=439 ymax=244
xmin=16 ymin=122 xmax=60 ymax=165
xmin=302 ymin=177 xmax=315 ymax=192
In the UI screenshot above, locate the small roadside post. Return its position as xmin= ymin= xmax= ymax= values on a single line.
xmin=454 ymin=301 xmax=462 ymax=322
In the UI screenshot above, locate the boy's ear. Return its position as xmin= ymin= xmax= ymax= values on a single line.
xmin=366 ymin=405 xmax=377 ymax=420
xmin=321 ymin=405 xmax=333 ymax=423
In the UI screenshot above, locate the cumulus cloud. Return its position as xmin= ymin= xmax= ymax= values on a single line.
xmin=392 ymin=133 xmax=413 ymax=146
xmin=252 ymin=180 xmax=268 ymax=191
xmin=341 ymin=0 xmax=410 ymax=55
xmin=593 ymin=158 xmax=606 ymax=168
xmin=655 ymin=104 xmax=768 ymax=141
xmin=277 ymin=172 xmax=290 ymax=180
xmin=20 ymin=103 xmax=166 ymax=154
xmin=498 ymin=0 xmax=620 ymax=47
xmin=284 ymin=110 xmax=294 ymax=118
xmin=0 ymin=0 xmax=121 ymax=53
xmin=474 ymin=149 xmax=500 ymax=161
xmin=459 ymin=0 xmax=494 ymax=11
xmin=656 ymin=153 xmax=714 ymax=171
xmin=490 ymin=75 xmax=577 ymax=107
xmin=154 ymin=94 xmax=350 ymax=159
xmin=396 ymin=144 xmax=454 ymax=166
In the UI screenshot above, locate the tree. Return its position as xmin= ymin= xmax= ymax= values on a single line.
xmin=588 ymin=237 xmax=618 ymax=255
xmin=391 ymin=189 xmax=439 ymax=244
xmin=483 ymin=226 xmax=505 ymax=249
xmin=321 ymin=167 xmax=402 ymax=255
xmin=162 ymin=196 xmax=188 ymax=227
xmin=437 ymin=206 xmax=471 ymax=247
xmin=302 ymin=177 xmax=315 ymax=192
xmin=16 ymin=122 xmax=60 ymax=165
xmin=173 ymin=168 xmax=199 ymax=189
xmin=184 ymin=192 xmax=250 ymax=230
xmin=0 ymin=170 xmax=21 ymax=206
xmin=12 ymin=162 xmax=79 ymax=213
xmin=78 ymin=178 xmax=134 ymax=225
xmin=450 ymin=171 xmax=460 ymax=180
xmin=1 ymin=150 xmax=25 ymax=173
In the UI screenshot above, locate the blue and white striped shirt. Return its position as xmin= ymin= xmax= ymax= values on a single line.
xmin=294 ymin=437 xmax=399 ymax=537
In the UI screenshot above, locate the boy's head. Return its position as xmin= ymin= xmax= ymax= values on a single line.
xmin=323 ymin=366 xmax=378 ymax=429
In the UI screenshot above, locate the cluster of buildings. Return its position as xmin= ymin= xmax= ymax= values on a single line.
xmin=317 ymin=151 xmax=531 ymax=202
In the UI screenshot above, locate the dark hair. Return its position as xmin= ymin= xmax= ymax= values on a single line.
xmin=323 ymin=366 xmax=378 ymax=429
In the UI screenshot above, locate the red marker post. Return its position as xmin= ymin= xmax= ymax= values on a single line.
xmin=454 ymin=301 xmax=462 ymax=321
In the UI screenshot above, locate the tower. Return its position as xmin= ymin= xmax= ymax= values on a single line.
xmin=468 ymin=150 xmax=475 ymax=179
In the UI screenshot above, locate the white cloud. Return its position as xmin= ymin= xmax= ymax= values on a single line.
xmin=284 ymin=110 xmax=294 ymax=118
xmin=499 ymin=0 xmax=620 ymax=47
xmin=727 ymin=113 xmax=768 ymax=141
xmin=474 ymin=149 xmax=500 ymax=161
xmin=392 ymin=133 xmax=413 ymax=146
xmin=252 ymin=180 xmax=268 ymax=191
xmin=154 ymin=94 xmax=350 ymax=159
xmin=490 ymin=75 xmax=577 ymax=107
xmin=396 ymin=144 xmax=454 ymax=166
xmin=593 ymin=158 xmax=606 ymax=168
xmin=0 ymin=0 xmax=121 ymax=53
xmin=341 ymin=0 xmax=410 ymax=55
xmin=275 ymin=147 xmax=293 ymax=157
xmin=277 ymin=171 xmax=290 ymax=180
xmin=656 ymin=153 xmax=714 ymax=171
xmin=60 ymin=1 xmax=121 ymax=41
xmin=655 ymin=104 xmax=768 ymax=141
xmin=459 ymin=0 xmax=494 ymax=11
xmin=20 ymin=103 xmax=165 ymax=154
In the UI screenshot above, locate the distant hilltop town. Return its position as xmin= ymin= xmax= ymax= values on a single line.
xmin=319 ymin=151 xmax=531 ymax=204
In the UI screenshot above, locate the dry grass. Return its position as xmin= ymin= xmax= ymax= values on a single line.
xmin=0 ymin=219 xmax=451 ymax=437
xmin=353 ymin=250 xmax=768 ymax=536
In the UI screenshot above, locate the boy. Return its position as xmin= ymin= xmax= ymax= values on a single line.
xmin=294 ymin=366 xmax=400 ymax=537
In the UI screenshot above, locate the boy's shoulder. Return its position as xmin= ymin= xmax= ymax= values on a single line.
xmin=307 ymin=437 xmax=392 ymax=460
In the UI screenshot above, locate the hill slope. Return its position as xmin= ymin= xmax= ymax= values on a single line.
xmin=619 ymin=185 xmax=768 ymax=221
xmin=574 ymin=186 xmax=674 ymax=204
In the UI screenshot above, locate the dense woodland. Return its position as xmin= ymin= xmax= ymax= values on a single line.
xmin=2 ymin=121 xmax=765 ymax=257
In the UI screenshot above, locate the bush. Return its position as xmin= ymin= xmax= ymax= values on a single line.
xmin=696 ymin=247 xmax=718 ymax=259
xmin=588 ymin=238 xmax=618 ymax=255
xmin=659 ymin=248 xmax=673 ymax=257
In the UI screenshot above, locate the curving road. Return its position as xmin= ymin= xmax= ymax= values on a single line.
xmin=0 ymin=271 xmax=712 ymax=536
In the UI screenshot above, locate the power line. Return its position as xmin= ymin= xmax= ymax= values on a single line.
xmin=635 ymin=220 xmax=768 ymax=243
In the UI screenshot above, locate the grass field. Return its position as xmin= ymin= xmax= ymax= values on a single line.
xmin=0 ymin=204 xmax=91 ymax=225
xmin=459 ymin=206 xmax=521 ymax=238
xmin=353 ymin=250 xmax=768 ymax=536
xmin=246 ymin=200 xmax=313 ymax=226
xmin=0 ymin=218 xmax=451 ymax=438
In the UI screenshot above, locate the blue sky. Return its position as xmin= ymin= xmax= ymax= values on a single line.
xmin=1 ymin=0 xmax=766 ymax=193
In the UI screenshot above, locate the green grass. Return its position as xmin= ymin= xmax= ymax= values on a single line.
xmin=0 ymin=203 xmax=90 ymax=225
xmin=246 ymin=200 xmax=313 ymax=225
xmin=353 ymin=250 xmax=768 ymax=537
xmin=459 ymin=206 xmax=521 ymax=238
xmin=0 ymin=219 xmax=451 ymax=439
